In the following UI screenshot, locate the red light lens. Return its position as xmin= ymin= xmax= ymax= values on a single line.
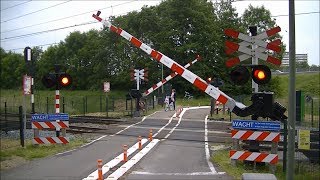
xmin=254 ymin=70 xmax=266 ymax=80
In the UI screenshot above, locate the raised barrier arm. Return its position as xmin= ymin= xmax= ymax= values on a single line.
xmin=143 ymin=55 xmax=201 ymax=97
xmin=92 ymin=11 xmax=248 ymax=114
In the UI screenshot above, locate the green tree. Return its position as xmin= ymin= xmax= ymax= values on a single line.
xmin=0 ymin=51 xmax=26 ymax=89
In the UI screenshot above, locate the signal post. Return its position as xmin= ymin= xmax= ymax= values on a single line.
xmin=42 ymin=64 xmax=72 ymax=137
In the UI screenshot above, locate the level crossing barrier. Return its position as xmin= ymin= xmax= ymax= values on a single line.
xmin=230 ymin=120 xmax=280 ymax=173
xmin=31 ymin=113 xmax=69 ymax=144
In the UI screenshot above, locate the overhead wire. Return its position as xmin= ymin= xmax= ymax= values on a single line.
xmin=271 ymin=11 xmax=320 ymax=17
xmin=1 ymin=21 xmax=98 ymax=41
xmin=5 ymin=42 xmax=59 ymax=51
xmin=1 ymin=0 xmax=137 ymax=34
xmin=2 ymin=11 xmax=128 ymax=51
xmin=0 ymin=0 xmax=32 ymax=11
xmin=1 ymin=0 xmax=72 ymax=23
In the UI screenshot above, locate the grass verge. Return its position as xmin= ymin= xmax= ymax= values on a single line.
xmin=0 ymin=137 xmax=88 ymax=171
xmin=211 ymin=148 xmax=320 ymax=180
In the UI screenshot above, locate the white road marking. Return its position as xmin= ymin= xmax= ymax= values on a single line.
xmin=106 ymin=139 xmax=160 ymax=180
xmin=83 ymin=139 xmax=149 ymax=180
xmin=131 ymin=171 xmax=226 ymax=175
xmin=112 ymin=111 xmax=159 ymax=136
xmin=57 ymin=111 xmax=160 ymax=156
xmin=83 ymin=106 xmax=227 ymax=179
xmin=204 ymin=115 xmax=217 ymax=174
xmin=116 ymin=124 xmax=229 ymax=134
xmin=163 ymin=108 xmax=187 ymax=139
xmin=152 ymin=115 xmax=174 ymax=137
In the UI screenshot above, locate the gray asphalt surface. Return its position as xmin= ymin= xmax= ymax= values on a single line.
xmin=124 ymin=107 xmax=233 ymax=180
xmin=1 ymin=108 xmax=234 ymax=180
xmin=1 ymin=135 xmax=139 ymax=180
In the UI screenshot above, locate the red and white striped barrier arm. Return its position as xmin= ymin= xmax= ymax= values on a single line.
xmin=92 ymin=11 xmax=246 ymax=112
xmin=225 ymin=39 xmax=281 ymax=67
xmin=231 ymin=130 xmax=280 ymax=142
xmin=33 ymin=137 xmax=69 ymax=144
xmin=143 ymin=55 xmax=201 ymax=96
xmin=32 ymin=121 xmax=69 ymax=129
xmin=230 ymin=150 xmax=278 ymax=164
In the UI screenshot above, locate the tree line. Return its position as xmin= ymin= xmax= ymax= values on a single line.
xmin=1 ymin=0 xmax=294 ymax=97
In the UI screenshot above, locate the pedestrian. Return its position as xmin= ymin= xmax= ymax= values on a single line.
xmin=171 ymin=89 xmax=176 ymax=110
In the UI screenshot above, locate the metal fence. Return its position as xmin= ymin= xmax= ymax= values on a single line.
xmin=0 ymin=95 xmax=159 ymax=117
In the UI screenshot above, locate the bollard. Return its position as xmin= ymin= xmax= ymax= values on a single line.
xmin=123 ymin=145 xmax=128 ymax=162
xmin=97 ymin=159 xmax=103 ymax=180
xmin=149 ymin=129 xmax=153 ymax=141
xmin=138 ymin=136 xmax=142 ymax=150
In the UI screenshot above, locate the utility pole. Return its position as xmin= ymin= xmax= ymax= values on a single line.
xmin=249 ymin=26 xmax=259 ymax=93
xmin=287 ymin=0 xmax=296 ymax=179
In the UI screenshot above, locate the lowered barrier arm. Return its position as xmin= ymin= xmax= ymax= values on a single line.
xmin=92 ymin=11 xmax=286 ymax=119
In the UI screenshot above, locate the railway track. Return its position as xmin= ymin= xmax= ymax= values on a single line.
xmin=67 ymin=125 xmax=109 ymax=134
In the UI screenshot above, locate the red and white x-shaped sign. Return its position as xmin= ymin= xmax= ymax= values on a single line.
xmin=224 ymin=27 xmax=282 ymax=67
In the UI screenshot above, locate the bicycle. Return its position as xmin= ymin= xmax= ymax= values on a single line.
xmin=184 ymin=91 xmax=193 ymax=100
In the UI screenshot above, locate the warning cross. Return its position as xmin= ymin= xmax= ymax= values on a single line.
xmin=224 ymin=27 xmax=282 ymax=67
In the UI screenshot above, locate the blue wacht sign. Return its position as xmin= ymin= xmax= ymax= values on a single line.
xmin=232 ymin=119 xmax=280 ymax=131
xmin=31 ymin=113 xmax=69 ymax=121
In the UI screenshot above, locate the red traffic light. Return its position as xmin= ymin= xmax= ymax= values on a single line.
xmin=42 ymin=73 xmax=72 ymax=88
xmin=230 ymin=66 xmax=250 ymax=85
xmin=58 ymin=73 xmax=72 ymax=87
xmin=42 ymin=73 xmax=56 ymax=88
xmin=207 ymin=77 xmax=212 ymax=83
xmin=252 ymin=65 xmax=271 ymax=85
xmin=230 ymin=65 xmax=271 ymax=85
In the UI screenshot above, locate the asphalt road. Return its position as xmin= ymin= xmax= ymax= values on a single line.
xmin=1 ymin=107 xmax=234 ymax=180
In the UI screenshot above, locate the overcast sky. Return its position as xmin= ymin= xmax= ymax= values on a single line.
xmin=1 ymin=0 xmax=319 ymax=65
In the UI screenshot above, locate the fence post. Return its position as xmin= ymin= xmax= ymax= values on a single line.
xmin=112 ymin=98 xmax=115 ymax=112
xmin=5 ymin=102 xmax=8 ymax=133
xmin=85 ymin=96 xmax=88 ymax=114
xmin=283 ymin=120 xmax=287 ymax=172
xmin=83 ymin=97 xmax=86 ymax=116
xmin=46 ymin=97 xmax=49 ymax=113
xmin=152 ymin=96 xmax=155 ymax=109
xmin=311 ymin=98 xmax=314 ymax=127
xmin=130 ymin=98 xmax=133 ymax=117
xmin=106 ymin=97 xmax=109 ymax=118
xmin=19 ymin=106 xmax=25 ymax=147
xmin=126 ymin=99 xmax=128 ymax=110
xmin=62 ymin=97 xmax=65 ymax=113
xmin=100 ymin=95 xmax=102 ymax=112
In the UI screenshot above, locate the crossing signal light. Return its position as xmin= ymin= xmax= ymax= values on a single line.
xmin=42 ymin=73 xmax=72 ymax=88
xmin=230 ymin=65 xmax=271 ymax=85
xmin=252 ymin=65 xmax=271 ymax=85
xmin=42 ymin=73 xmax=56 ymax=88
xmin=59 ymin=73 xmax=72 ymax=87
xmin=230 ymin=66 xmax=250 ymax=85
xmin=207 ymin=77 xmax=224 ymax=87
